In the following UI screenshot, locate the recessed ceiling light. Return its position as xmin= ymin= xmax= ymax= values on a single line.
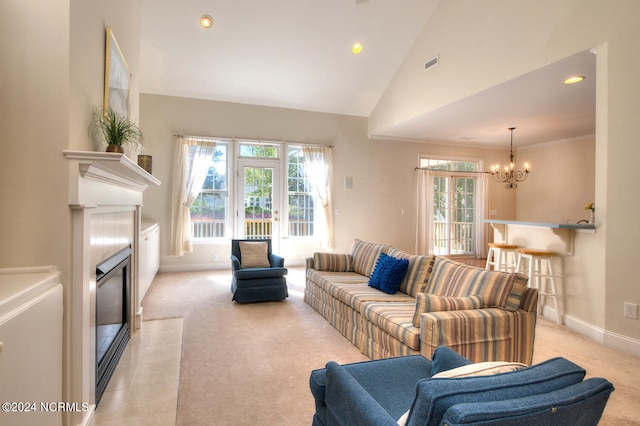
xmin=563 ymin=75 xmax=585 ymax=84
xmin=352 ymin=43 xmax=363 ymax=55
xmin=200 ymin=15 xmax=214 ymax=29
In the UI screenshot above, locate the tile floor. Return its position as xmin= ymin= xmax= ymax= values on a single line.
xmin=93 ymin=318 xmax=183 ymax=425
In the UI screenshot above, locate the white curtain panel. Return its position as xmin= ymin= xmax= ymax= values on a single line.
xmin=475 ymin=172 xmax=489 ymax=258
xmin=415 ymin=169 xmax=434 ymax=255
xmin=170 ymin=136 xmax=216 ymax=256
xmin=303 ymin=146 xmax=334 ymax=250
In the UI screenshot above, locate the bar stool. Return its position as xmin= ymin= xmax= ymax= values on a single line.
xmin=485 ymin=243 xmax=519 ymax=272
xmin=516 ymin=248 xmax=562 ymax=325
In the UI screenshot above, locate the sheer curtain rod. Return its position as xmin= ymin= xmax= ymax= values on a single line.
xmin=173 ymin=134 xmax=333 ymax=148
xmin=415 ymin=167 xmax=491 ymax=174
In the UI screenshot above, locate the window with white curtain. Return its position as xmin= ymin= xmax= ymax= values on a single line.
xmin=190 ymin=142 xmax=229 ymax=239
xmin=184 ymin=139 xmax=324 ymax=242
xmin=287 ymin=146 xmax=315 ymax=237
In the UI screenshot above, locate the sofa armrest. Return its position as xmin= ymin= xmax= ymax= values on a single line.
xmin=419 ymin=308 xmax=536 ymax=364
xmin=230 ymin=254 xmax=241 ymax=272
xmin=306 ymin=257 xmax=315 ymax=269
xmin=312 ymin=253 xmax=353 ymax=272
xmin=325 ymin=362 xmax=399 ymax=426
xmin=270 ymin=253 xmax=285 ymax=267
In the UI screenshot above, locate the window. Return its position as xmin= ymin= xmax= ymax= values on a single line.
xmin=287 ymin=146 xmax=315 ymax=237
xmin=420 ymin=158 xmax=481 ymax=256
xmin=239 ymin=142 xmax=278 ymax=158
xmin=190 ymin=142 xmax=228 ymax=238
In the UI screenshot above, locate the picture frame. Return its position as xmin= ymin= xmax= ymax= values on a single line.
xmin=104 ymin=27 xmax=131 ymax=119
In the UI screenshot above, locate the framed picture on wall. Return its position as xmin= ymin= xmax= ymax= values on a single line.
xmin=104 ymin=27 xmax=131 ymax=119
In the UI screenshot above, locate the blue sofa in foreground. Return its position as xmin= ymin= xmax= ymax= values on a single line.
xmin=309 ymin=347 xmax=614 ymax=426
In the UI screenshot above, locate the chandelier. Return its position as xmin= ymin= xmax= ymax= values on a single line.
xmin=490 ymin=127 xmax=530 ymax=189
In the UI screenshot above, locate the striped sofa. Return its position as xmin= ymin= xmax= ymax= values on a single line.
xmin=304 ymin=239 xmax=538 ymax=364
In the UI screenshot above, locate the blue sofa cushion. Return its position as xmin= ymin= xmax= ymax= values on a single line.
xmin=405 ymin=357 xmax=587 ymax=426
xmin=368 ymin=253 xmax=409 ymax=294
xmin=439 ymin=378 xmax=614 ymax=425
xmin=233 ymin=267 xmax=287 ymax=280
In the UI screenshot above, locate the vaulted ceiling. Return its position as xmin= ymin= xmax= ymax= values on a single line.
xmin=139 ymin=0 xmax=595 ymax=147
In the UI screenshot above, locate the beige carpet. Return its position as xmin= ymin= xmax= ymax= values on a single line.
xmin=142 ymin=267 xmax=640 ymax=425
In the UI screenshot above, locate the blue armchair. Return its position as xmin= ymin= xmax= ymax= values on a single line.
xmin=230 ymin=239 xmax=288 ymax=303
xmin=309 ymin=346 xmax=614 ymax=426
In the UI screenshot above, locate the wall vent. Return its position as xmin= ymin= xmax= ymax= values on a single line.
xmin=424 ymin=55 xmax=439 ymax=70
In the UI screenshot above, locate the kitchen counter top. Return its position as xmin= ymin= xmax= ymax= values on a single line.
xmin=484 ymin=220 xmax=595 ymax=255
xmin=484 ymin=219 xmax=595 ymax=230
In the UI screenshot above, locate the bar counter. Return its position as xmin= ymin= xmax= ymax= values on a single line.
xmin=484 ymin=219 xmax=595 ymax=255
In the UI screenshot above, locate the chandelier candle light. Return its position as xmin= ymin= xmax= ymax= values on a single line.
xmin=491 ymin=127 xmax=530 ymax=189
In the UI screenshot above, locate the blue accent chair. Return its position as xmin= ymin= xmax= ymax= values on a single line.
xmin=230 ymin=239 xmax=288 ymax=303
xmin=309 ymin=346 xmax=614 ymax=426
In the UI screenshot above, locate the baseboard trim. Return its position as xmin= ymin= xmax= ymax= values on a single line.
xmin=159 ymin=260 xmax=307 ymax=273
xmin=544 ymin=307 xmax=640 ymax=357
xmin=159 ymin=264 xmax=228 ymax=273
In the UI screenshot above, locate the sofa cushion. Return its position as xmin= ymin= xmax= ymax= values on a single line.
xmin=388 ymin=248 xmax=435 ymax=297
xmin=313 ymin=252 xmax=353 ymax=272
xmin=405 ymin=357 xmax=587 ymax=426
xmin=368 ymin=253 xmax=409 ymax=294
xmin=413 ymin=294 xmax=483 ymax=326
xmin=350 ymin=239 xmax=390 ymax=277
xmin=426 ymin=257 xmax=527 ymax=311
xmin=329 ymin=283 xmax=415 ymax=312
xmin=239 ymin=241 xmax=270 ymax=268
xmin=361 ymin=301 xmax=421 ymax=350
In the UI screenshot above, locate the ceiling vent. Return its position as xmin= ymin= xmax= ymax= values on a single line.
xmin=424 ymin=55 xmax=439 ymax=71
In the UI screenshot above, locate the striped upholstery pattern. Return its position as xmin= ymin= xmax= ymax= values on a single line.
xmin=350 ymin=239 xmax=389 ymax=277
xmin=360 ymin=301 xmax=420 ymax=351
xmin=412 ymin=294 xmax=483 ymax=326
xmin=360 ymin=320 xmax=420 ymax=359
xmin=329 ymin=283 xmax=414 ymax=312
xmin=419 ymin=308 xmax=536 ymax=365
xmin=387 ymin=248 xmax=435 ymax=297
xmin=313 ymin=252 xmax=353 ymax=272
xmin=426 ymin=256 xmax=527 ymax=311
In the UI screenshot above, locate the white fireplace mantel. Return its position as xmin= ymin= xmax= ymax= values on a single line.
xmin=64 ymin=150 xmax=161 ymax=207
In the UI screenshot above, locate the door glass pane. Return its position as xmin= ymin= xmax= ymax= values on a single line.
xmin=432 ymin=176 xmax=476 ymax=255
xmin=244 ymin=166 xmax=273 ymax=239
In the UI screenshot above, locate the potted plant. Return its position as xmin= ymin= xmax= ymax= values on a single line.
xmin=89 ymin=106 xmax=143 ymax=154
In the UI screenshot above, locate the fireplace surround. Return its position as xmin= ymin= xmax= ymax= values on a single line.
xmin=64 ymin=151 xmax=160 ymax=425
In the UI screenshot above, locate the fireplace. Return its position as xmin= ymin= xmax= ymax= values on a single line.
xmin=95 ymin=246 xmax=132 ymax=404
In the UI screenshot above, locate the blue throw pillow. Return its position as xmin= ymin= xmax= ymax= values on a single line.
xmin=368 ymin=253 xmax=409 ymax=294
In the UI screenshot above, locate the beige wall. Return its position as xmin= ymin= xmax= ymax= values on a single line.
xmin=516 ymin=136 xmax=595 ymax=223
xmin=0 ymin=0 xmax=70 ymax=270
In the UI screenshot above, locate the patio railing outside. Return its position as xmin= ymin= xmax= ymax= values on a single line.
xmin=191 ymin=219 xmax=313 ymax=239
xmin=433 ymin=221 xmax=475 ymax=255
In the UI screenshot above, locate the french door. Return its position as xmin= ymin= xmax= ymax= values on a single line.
xmin=235 ymin=159 xmax=282 ymax=250
xmin=432 ymin=174 xmax=476 ymax=256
